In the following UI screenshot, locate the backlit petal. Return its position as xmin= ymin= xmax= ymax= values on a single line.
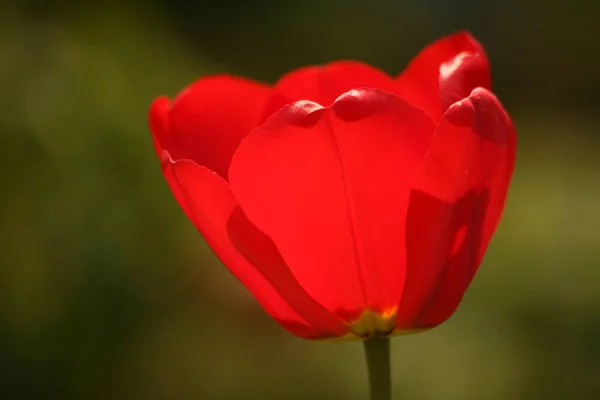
xmin=397 ymin=31 xmax=490 ymax=121
xmin=262 ymin=61 xmax=399 ymax=122
xmin=229 ymin=89 xmax=435 ymax=323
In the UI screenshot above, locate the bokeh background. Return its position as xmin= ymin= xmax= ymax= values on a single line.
xmin=2 ymin=0 xmax=599 ymax=399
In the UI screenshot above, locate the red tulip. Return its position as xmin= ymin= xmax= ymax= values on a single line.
xmin=148 ymin=31 xmax=516 ymax=340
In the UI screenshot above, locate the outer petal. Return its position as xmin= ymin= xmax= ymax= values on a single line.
xmin=149 ymin=98 xmax=194 ymax=222
xmin=261 ymin=61 xmax=400 ymax=122
xmin=397 ymin=31 xmax=491 ymax=121
xmin=396 ymin=88 xmax=516 ymax=329
xmin=229 ymin=89 xmax=435 ymax=323
xmin=155 ymin=76 xmax=271 ymax=180
xmin=171 ymin=159 xmax=348 ymax=339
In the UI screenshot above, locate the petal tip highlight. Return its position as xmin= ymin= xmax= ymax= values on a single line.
xmin=332 ymin=88 xmax=404 ymax=122
xmin=262 ymin=100 xmax=325 ymax=130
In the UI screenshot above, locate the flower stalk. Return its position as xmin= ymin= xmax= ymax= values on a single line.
xmin=363 ymin=338 xmax=392 ymax=400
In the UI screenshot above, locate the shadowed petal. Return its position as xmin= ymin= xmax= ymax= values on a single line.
xmin=397 ymin=88 xmax=516 ymax=329
xmin=171 ymin=159 xmax=348 ymax=339
xmin=159 ymin=76 xmax=271 ymax=180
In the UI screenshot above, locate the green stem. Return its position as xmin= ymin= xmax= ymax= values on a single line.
xmin=363 ymin=338 xmax=392 ymax=400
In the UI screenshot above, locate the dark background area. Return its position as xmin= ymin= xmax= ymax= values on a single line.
xmin=1 ymin=1 xmax=599 ymax=399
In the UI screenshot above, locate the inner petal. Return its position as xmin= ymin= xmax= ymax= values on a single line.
xmin=261 ymin=61 xmax=400 ymax=123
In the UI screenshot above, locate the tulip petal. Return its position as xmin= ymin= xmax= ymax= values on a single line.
xmin=397 ymin=88 xmax=516 ymax=329
xmin=170 ymin=159 xmax=348 ymax=339
xmin=229 ymin=89 xmax=435 ymax=322
xmin=149 ymin=99 xmax=195 ymax=222
xmin=397 ymin=31 xmax=491 ymax=121
xmin=158 ymin=76 xmax=271 ymax=180
xmin=262 ymin=61 xmax=400 ymax=122
xmin=159 ymin=151 xmax=195 ymax=223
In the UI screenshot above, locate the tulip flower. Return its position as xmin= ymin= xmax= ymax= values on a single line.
xmin=148 ymin=31 xmax=516 ymax=400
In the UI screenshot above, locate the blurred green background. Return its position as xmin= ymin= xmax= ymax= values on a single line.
xmin=1 ymin=0 xmax=599 ymax=399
